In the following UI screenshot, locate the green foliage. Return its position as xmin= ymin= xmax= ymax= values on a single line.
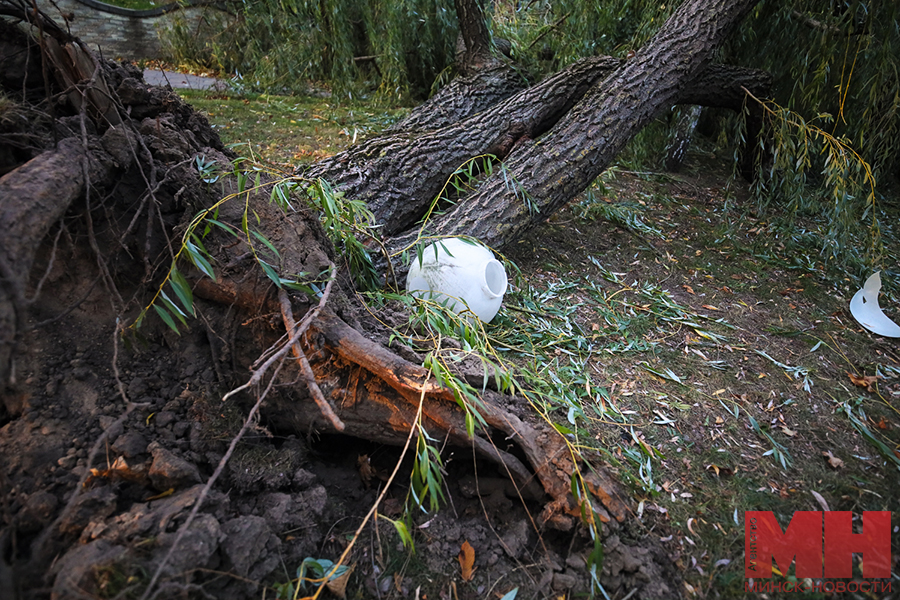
xmin=749 ymin=415 xmax=793 ymax=470
xmin=273 ymin=557 xmax=350 ymax=598
xmin=409 ymin=419 xmax=446 ymax=513
xmin=132 ymin=156 xmax=383 ymax=335
xmin=834 ymin=394 xmax=900 ymax=471
xmin=576 ymin=182 xmax=665 ymax=240
xmin=304 ymin=178 xmax=382 ymax=291
xmin=745 ymin=96 xmax=883 ymax=267
xmin=718 ymin=2 xmax=900 ymax=269
xmin=732 ymin=1 xmax=900 ymax=181
xmin=379 ymin=513 xmax=415 ymax=550
xmin=160 ymin=0 xmax=457 ymax=101
xmin=492 ymin=0 xmax=669 ymax=69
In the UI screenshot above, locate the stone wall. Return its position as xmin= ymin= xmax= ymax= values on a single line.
xmin=35 ymin=0 xmax=226 ymax=60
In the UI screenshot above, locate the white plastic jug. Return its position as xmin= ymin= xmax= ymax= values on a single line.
xmin=406 ymin=238 xmax=508 ymax=322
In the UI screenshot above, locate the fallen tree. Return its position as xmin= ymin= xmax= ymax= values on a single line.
xmin=0 ymin=0 xmax=770 ymax=595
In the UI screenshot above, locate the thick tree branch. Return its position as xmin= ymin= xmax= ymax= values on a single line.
xmin=387 ymin=0 xmax=761 ymax=252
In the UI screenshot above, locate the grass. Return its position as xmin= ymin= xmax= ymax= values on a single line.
xmin=98 ymin=0 xmax=161 ymax=10
xmin=175 ymin=82 xmax=900 ymax=598
xmin=174 ymin=88 xmax=408 ymax=168
xmin=503 ymin=160 xmax=900 ymax=597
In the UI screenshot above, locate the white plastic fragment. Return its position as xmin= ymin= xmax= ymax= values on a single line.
xmin=849 ymin=272 xmax=900 ymax=338
xmin=406 ymin=238 xmax=507 ymax=323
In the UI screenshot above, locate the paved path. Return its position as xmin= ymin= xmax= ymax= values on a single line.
xmin=143 ymin=69 xmax=227 ymax=91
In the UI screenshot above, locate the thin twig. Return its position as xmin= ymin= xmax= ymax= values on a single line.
xmin=278 ymin=289 xmax=345 ymax=431
xmin=76 ymin=61 xmax=123 ymax=310
xmin=527 ymin=12 xmax=571 ymax=51
xmin=222 ymin=264 xmax=337 ymax=403
xmin=24 ymin=222 xmax=63 ymax=305
xmin=306 ymin=384 xmax=427 ymax=600
xmin=139 ymin=350 xmax=289 ymax=600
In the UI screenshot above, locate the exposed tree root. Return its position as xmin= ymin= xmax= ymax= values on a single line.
xmin=194 ymin=277 xmax=630 ymax=529
xmin=278 ymin=288 xmax=345 ymax=432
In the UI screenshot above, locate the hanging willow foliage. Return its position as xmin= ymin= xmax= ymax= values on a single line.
xmin=160 ymin=0 xmax=457 ymax=101
xmin=161 ymin=0 xmax=898 ymax=265
xmin=495 ymin=0 xmax=898 ymax=179
xmin=730 ymin=1 xmax=900 ymax=183
xmin=726 ymin=1 xmax=899 ymax=268
xmin=493 ymin=0 xmax=898 ymax=265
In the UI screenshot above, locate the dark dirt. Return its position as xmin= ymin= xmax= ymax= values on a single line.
xmin=1 ymin=216 xmax=678 ymax=599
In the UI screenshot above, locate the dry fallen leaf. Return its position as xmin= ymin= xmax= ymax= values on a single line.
xmin=325 ymin=562 xmax=355 ymax=599
xmin=822 ymin=450 xmax=844 ymax=469
xmin=682 ymin=285 xmax=695 ymax=295
xmin=847 ymin=371 xmax=878 ymax=392
xmin=357 ymin=454 xmax=375 ymax=488
xmin=85 ymin=456 xmax=148 ymax=488
xmin=780 ymin=426 xmax=798 ymax=437
xmin=811 ymin=490 xmax=831 ymax=512
xmin=702 ymin=304 xmax=719 ymax=311
xmin=145 ymin=488 xmax=174 ymax=501
xmin=459 ymin=540 xmax=476 ymax=582
xmin=715 ymin=416 xmax=724 ymax=425
xmin=687 ymin=517 xmax=697 ymax=535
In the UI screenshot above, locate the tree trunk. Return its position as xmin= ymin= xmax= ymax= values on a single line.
xmin=301 ymin=56 xmax=623 ymax=236
xmin=380 ymin=0 xmax=760 ymax=255
xmin=454 ymin=0 xmax=494 ymax=75
xmin=304 ymin=59 xmax=769 ymax=244
xmin=388 ymin=63 xmax=527 ymax=133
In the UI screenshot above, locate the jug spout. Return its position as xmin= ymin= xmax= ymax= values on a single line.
xmin=482 ymin=259 xmax=508 ymax=299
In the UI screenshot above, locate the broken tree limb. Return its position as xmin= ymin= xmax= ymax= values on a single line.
xmin=278 ymin=288 xmax=345 ymax=431
xmin=306 ymin=310 xmax=631 ymax=526
xmin=219 ymin=263 xmax=337 ymax=404
xmin=192 ymin=272 xmax=629 ymax=528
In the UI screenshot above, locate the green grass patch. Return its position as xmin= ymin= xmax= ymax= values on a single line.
xmin=175 ymin=89 xmax=408 ymax=167
xmin=98 ymin=0 xmax=160 ymax=10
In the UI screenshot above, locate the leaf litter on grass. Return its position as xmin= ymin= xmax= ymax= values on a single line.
xmin=503 ymin=160 xmax=900 ymax=597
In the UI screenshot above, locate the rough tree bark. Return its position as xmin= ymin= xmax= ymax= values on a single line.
xmin=304 ymin=59 xmax=769 ymax=240
xmin=453 ymin=0 xmax=494 ymax=75
xmin=381 ymin=0 xmax=761 ymax=256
